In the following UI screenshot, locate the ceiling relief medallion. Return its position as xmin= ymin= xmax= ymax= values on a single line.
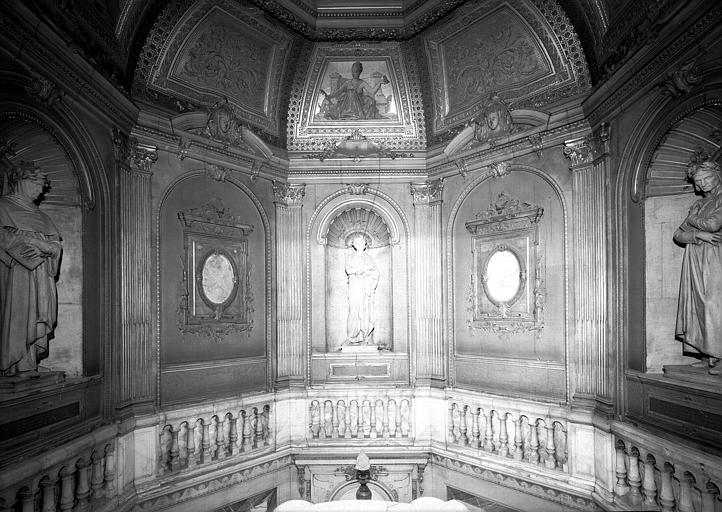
xmin=288 ymin=42 xmax=426 ymax=154
xmin=423 ymin=0 xmax=590 ymax=135
xmin=142 ymin=0 xmax=294 ymax=137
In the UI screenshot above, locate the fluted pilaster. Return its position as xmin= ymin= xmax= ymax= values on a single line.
xmin=114 ymin=130 xmax=156 ymax=411
xmin=411 ymin=179 xmax=445 ymax=384
xmin=564 ymin=124 xmax=611 ymax=405
xmin=274 ymin=182 xmax=306 ymax=386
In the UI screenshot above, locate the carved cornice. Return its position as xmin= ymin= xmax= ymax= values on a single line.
xmin=273 ymin=182 xmax=306 ymax=206
xmin=410 ymin=179 xmax=444 ymax=205
xmin=465 ymin=191 xmax=543 ymax=234
xmin=432 ymin=454 xmax=597 ymax=511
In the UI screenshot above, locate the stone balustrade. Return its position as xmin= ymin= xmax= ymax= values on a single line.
xmin=612 ymin=423 xmax=721 ymax=512
xmin=158 ymin=394 xmax=274 ymax=474
xmin=307 ymin=392 xmax=413 ymax=442
xmin=0 ymin=424 xmax=118 ymax=512
xmin=445 ymin=395 xmax=568 ymax=472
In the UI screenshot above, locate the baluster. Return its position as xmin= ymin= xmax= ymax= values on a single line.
xmin=158 ymin=426 xmax=170 ymax=469
xmin=369 ymin=400 xmax=377 ymax=439
xmin=350 ymin=400 xmax=359 ymax=438
xmin=229 ymin=416 xmax=239 ymax=455
xmin=614 ymin=441 xmax=629 ymax=497
xmin=337 ymin=401 xmax=347 ymax=438
xmin=242 ymin=410 xmax=253 ymax=452
xmin=40 ymin=476 xmax=56 ymax=512
xmin=59 ymin=466 xmax=75 ymax=511
xmin=449 ymin=403 xmax=458 ymax=443
xmin=169 ymin=427 xmax=181 ymax=470
xmin=498 ymin=413 xmax=509 ymax=458
xmin=459 ymin=406 xmax=468 ymax=445
xmin=659 ymin=463 xmax=675 ymax=512
xmin=701 ymin=482 xmax=719 ymax=512
xmin=75 ymin=457 xmax=91 ymax=511
xmin=395 ymin=400 xmax=402 ymax=438
xmin=103 ymin=446 xmax=116 ymax=498
xmin=263 ymin=405 xmax=271 ymax=445
xmin=310 ymin=401 xmax=321 ymax=439
xmin=641 ymin=454 xmax=657 ymax=506
xmin=362 ymin=400 xmax=371 ymax=437
xmin=216 ymin=416 xmax=227 ymax=459
xmin=542 ymin=420 xmax=555 ymax=468
xmin=253 ymin=408 xmax=263 ymax=448
xmin=483 ymin=410 xmax=494 ymax=453
xmin=513 ymin=418 xmax=523 ymax=461
xmin=186 ymin=421 xmax=198 ymax=466
xmin=466 ymin=407 xmax=475 ymax=447
xmin=387 ymin=400 xmax=396 ymax=438
xmin=375 ymin=400 xmax=384 ymax=438
xmin=400 ymin=400 xmax=410 ymax=437
xmin=332 ymin=402 xmax=339 ymax=438
xmin=677 ymin=473 xmax=695 ymax=512
xmin=90 ymin=451 xmax=104 ymax=501
xmin=626 ymin=448 xmax=642 ymax=504
xmin=200 ymin=419 xmax=212 ymax=463
xmin=472 ymin=408 xmax=481 ymax=448
xmin=553 ymin=423 xmax=567 ymax=469
xmin=17 ymin=486 xmax=33 ymax=512
xmin=381 ymin=399 xmax=389 ymax=438
xmin=528 ymin=420 xmax=540 ymax=464
xmin=323 ymin=401 xmax=333 ymax=438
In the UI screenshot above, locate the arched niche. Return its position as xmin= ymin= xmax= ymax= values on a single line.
xmin=307 ymin=188 xmax=410 ymax=385
xmin=448 ymin=166 xmax=567 ymax=400
xmin=0 ymin=117 xmax=86 ymax=377
xmin=157 ymin=171 xmax=271 ymax=405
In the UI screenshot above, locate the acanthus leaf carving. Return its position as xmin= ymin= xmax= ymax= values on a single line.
xmin=410 ymin=179 xmax=444 ymax=204
xmin=273 ymin=182 xmax=306 ymax=206
xmin=659 ymin=62 xmax=702 ymax=98
xmin=129 ymin=139 xmax=158 ymax=174
xmin=25 ymin=72 xmax=65 ymax=107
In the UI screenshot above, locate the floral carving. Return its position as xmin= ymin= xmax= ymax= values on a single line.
xmin=446 ymin=14 xmax=544 ymax=110
xmin=179 ymin=23 xmax=268 ymax=110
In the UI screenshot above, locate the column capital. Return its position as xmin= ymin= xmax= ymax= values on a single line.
xmin=130 ymin=140 xmax=158 ymax=175
xmin=273 ymin=182 xmax=306 ymax=206
xmin=563 ymin=123 xmax=609 ymax=170
xmin=410 ymin=178 xmax=444 ymax=205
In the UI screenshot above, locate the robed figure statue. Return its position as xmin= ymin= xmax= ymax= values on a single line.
xmin=0 ymin=165 xmax=62 ymax=376
xmin=673 ymin=160 xmax=722 ymax=374
xmin=344 ymin=235 xmax=379 ymax=345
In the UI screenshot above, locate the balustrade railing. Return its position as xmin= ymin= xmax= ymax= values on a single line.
xmin=308 ymin=394 xmax=412 ymax=441
xmin=445 ymin=398 xmax=568 ymax=472
xmin=0 ymin=424 xmax=118 ymax=512
xmin=612 ymin=424 xmax=721 ymax=512
xmin=158 ymin=395 xmax=274 ymax=474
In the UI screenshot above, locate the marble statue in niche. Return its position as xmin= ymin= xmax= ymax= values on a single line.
xmin=0 ymin=164 xmax=62 ymax=376
xmin=317 ymin=61 xmax=392 ymax=121
xmin=345 ymin=234 xmax=379 ymax=345
xmin=673 ymin=160 xmax=722 ymax=374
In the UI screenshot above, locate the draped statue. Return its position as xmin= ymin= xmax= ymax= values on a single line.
xmin=673 ymin=161 xmax=722 ymax=374
xmin=345 ymin=235 xmax=379 ymax=345
xmin=0 ymin=164 xmax=62 ymax=376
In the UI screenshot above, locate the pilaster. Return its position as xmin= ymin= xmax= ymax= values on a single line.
xmin=564 ymin=124 xmax=612 ymax=409
xmin=410 ymin=179 xmax=445 ymax=385
xmin=274 ymin=182 xmax=306 ymax=387
xmin=113 ymin=130 xmax=157 ymax=414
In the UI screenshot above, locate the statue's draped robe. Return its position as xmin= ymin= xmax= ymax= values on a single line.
xmin=345 ymin=250 xmax=379 ymax=343
xmin=0 ymin=194 xmax=61 ymax=374
xmin=675 ymin=190 xmax=722 ymax=359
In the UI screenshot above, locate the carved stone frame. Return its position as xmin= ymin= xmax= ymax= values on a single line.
xmin=465 ymin=192 xmax=545 ymax=335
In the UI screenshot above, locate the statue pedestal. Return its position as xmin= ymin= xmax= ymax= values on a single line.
xmin=663 ymin=364 xmax=722 ymax=386
xmin=340 ymin=344 xmax=380 ymax=353
xmin=0 ymin=371 xmax=66 ymax=400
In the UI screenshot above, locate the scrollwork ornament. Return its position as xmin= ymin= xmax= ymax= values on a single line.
xmin=528 ymin=134 xmax=543 ymax=158
xmin=410 ymin=179 xmax=444 ymax=204
xmin=177 ymin=137 xmax=192 ymax=161
xmin=347 ymin=184 xmax=369 ymax=195
xmin=206 ymin=164 xmax=228 ymax=182
xmin=273 ymin=182 xmax=306 ymax=206
xmin=660 ymin=62 xmax=701 ymax=98
xmin=25 ymin=72 xmax=64 ymax=106
xmin=490 ymin=161 xmax=511 ymax=178
xmin=112 ymin=128 xmax=130 ymax=163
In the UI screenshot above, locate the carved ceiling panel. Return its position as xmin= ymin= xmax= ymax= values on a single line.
xmin=138 ymin=0 xmax=295 ymax=137
xmin=287 ymin=42 xmax=426 ymax=153
xmin=422 ymin=0 xmax=590 ymax=135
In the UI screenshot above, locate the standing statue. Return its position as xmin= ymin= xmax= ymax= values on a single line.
xmin=319 ymin=61 xmax=389 ymax=121
xmin=673 ymin=160 xmax=722 ymax=374
xmin=0 ymin=165 xmax=62 ymax=377
xmin=345 ymin=234 xmax=379 ymax=345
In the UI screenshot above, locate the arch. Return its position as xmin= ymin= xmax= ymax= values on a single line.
xmin=305 ymin=185 xmax=412 ymax=382
xmin=155 ymin=169 xmax=273 ymax=402
xmin=445 ymin=164 xmax=569 ymax=398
